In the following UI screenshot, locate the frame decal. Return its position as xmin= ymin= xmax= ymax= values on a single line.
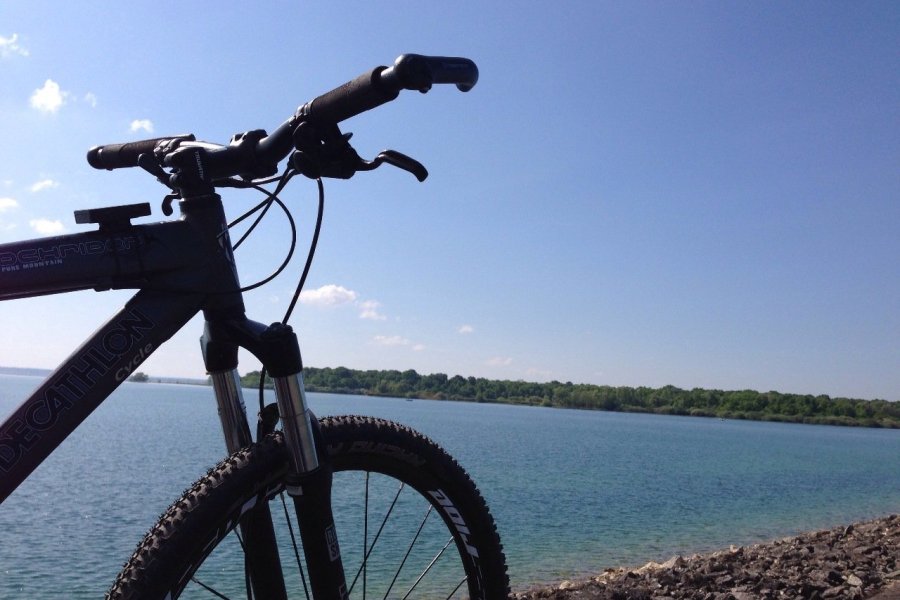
xmin=0 ymin=308 xmax=155 ymax=474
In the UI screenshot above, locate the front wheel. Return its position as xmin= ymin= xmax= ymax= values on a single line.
xmin=108 ymin=415 xmax=509 ymax=599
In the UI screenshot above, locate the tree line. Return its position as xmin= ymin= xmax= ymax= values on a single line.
xmin=236 ymin=367 xmax=900 ymax=428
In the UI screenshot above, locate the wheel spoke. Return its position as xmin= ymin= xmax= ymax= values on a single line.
xmin=363 ymin=471 xmax=369 ymax=600
xmin=190 ymin=576 xmax=234 ymax=599
xmin=443 ymin=576 xmax=468 ymax=600
xmin=383 ymin=505 xmax=434 ymax=600
xmin=401 ymin=536 xmax=454 ymax=600
xmin=348 ymin=480 xmax=406 ymax=594
xmin=279 ymin=492 xmax=312 ymax=600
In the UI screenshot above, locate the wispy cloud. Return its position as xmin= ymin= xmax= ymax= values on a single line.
xmin=29 ymin=218 xmax=65 ymax=235
xmin=372 ymin=335 xmax=425 ymax=352
xmin=0 ymin=33 xmax=29 ymax=58
xmin=30 ymin=79 xmax=67 ymax=113
xmin=525 ymin=367 xmax=554 ymax=381
xmin=373 ymin=335 xmax=411 ymax=347
xmin=130 ymin=119 xmax=154 ymax=134
xmin=29 ymin=179 xmax=59 ymax=193
xmin=83 ymin=92 xmax=98 ymax=108
xmin=359 ymin=300 xmax=387 ymax=321
xmin=458 ymin=324 xmax=474 ymax=334
xmin=299 ymin=284 xmax=358 ymax=307
xmin=486 ymin=356 xmax=513 ymax=367
xmin=0 ymin=198 xmax=18 ymax=233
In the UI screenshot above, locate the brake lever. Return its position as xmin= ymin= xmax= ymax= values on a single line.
xmin=357 ymin=150 xmax=428 ymax=182
xmin=290 ymin=120 xmax=428 ymax=182
xmin=137 ymin=153 xmax=182 ymax=216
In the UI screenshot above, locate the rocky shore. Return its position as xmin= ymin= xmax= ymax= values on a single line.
xmin=515 ymin=514 xmax=899 ymax=600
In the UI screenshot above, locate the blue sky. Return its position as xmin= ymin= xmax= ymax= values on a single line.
xmin=1 ymin=2 xmax=897 ymax=400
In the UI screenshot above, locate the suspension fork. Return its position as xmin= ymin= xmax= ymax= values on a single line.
xmin=206 ymin=366 xmax=289 ymax=599
xmin=203 ymin=317 xmax=349 ymax=600
xmin=273 ymin=370 xmax=350 ymax=600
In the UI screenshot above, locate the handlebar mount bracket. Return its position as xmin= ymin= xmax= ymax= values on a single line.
xmin=74 ymin=203 xmax=152 ymax=232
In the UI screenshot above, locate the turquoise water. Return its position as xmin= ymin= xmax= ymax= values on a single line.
xmin=1 ymin=374 xmax=898 ymax=597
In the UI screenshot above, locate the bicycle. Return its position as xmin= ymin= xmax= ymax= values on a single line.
xmin=0 ymin=54 xmax=509 ymax=600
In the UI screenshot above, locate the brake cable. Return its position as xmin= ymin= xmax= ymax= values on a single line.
xmin=214 ymin=169 xmax=299 ymax=294
xmin=233 ymin=193 xmax=297 ymax=294
xmin=256 ymin=177 xmax=326 ymax=415
xmin=227 ymin=168 xmax=296 ymax=250
xmin=281 ymin=177 xmax=325 ymax=324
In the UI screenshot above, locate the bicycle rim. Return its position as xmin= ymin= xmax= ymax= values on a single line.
xmin=109 ymin=416 xmax=508 ymax=600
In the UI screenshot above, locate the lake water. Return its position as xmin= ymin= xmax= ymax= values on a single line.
xmin=1 ymin=373 xmax=898 ymax=598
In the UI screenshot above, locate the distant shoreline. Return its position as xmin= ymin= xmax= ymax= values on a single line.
xmin=0 ymin=366 xmax=208 ymax=386
xmin=0 ymin=366 xmax=52 ymax=378
xmin=3 ymin=365 xmax=898 ymax=429
xmin=240 ymin=368 xmax=900 ymax=429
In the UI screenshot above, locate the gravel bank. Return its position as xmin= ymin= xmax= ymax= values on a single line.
xmin=514 ymin=514 xmax=899 ymax=600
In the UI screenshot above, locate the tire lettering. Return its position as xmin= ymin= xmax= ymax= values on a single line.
xmin=428 ymin=489 xmax=480 ymax=558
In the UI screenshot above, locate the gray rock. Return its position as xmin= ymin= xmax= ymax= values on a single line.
xmin=515 ymin=514 xmax=899 ymax=600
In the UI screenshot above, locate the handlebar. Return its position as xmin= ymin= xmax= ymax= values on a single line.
xmin=300 ymin=54 xmax=478 ymax=124
xmin=85 ymin=54 xmax=478 ymax=182
xmin=86 ymin=135 xmax=194 ymax=171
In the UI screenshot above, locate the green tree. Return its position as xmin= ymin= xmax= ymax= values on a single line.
xmin=228 ymin=365 xmax=897 ymax=429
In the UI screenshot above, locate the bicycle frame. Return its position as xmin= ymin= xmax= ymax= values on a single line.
xmin=0 ymin=194 xmax=349 ymax=599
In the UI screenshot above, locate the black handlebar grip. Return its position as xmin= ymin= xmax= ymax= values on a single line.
xmin=300 ymin=55 xmax=478 ymax=125
xmin=86 ymin=137 xmax=171 ymax=170
xmin=427 ymin=56 xmax=479 ymax=91
xmin=303 ymin=67 xmax=401 ymax=124
xmin=380 ymin=54 xmax=479 ymax=93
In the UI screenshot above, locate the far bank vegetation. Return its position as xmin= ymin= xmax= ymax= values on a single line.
xmin=236 ymin=367 xmax=900 ymax=429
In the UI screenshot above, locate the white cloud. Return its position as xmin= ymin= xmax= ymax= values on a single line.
xmin=83 ymin=92 xmax=98 ymax=108
xmin=299 ymin=284 xmax=358 ymax=307
xmin=458 ymin=324 xmax=474 ymax=334
xmin=0 ymin=197 xmax=19 ymax=212
xmin=525 ymin=367 xmax=555 ymax=381
xmin=0 ymin=33 xmax=29 ymax=58
xmin=130 ymin=119 xmax=154 ymax=133
xmin=29 ymin=218 xmax=65 ymax=235
xmin=359 ymin=300 xmax=387 ymax=321
xmin=30 ymin=79 xmax=67 ymax=113
xmin=29 ymin=179 xmax=59 ymax=193
xmin=486 ymin=356 xmax=513 ymax=367
xmin=297 ymin=285 xmax=392 ymax=322
xmin=372 ymin=335 xmax=425 ymax=352
xmin=373 ymin=335 xmax=411 ymax=347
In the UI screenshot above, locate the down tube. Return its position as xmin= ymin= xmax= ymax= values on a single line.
xmin=0 ymin=289 xmax=203 ymax=503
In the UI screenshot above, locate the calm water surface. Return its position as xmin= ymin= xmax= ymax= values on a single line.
xmin=1 ymin=374 xmax=898 ymax=597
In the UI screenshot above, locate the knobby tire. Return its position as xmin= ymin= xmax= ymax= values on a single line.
xmin=107 ymin=415 xmax=509 ymax=600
